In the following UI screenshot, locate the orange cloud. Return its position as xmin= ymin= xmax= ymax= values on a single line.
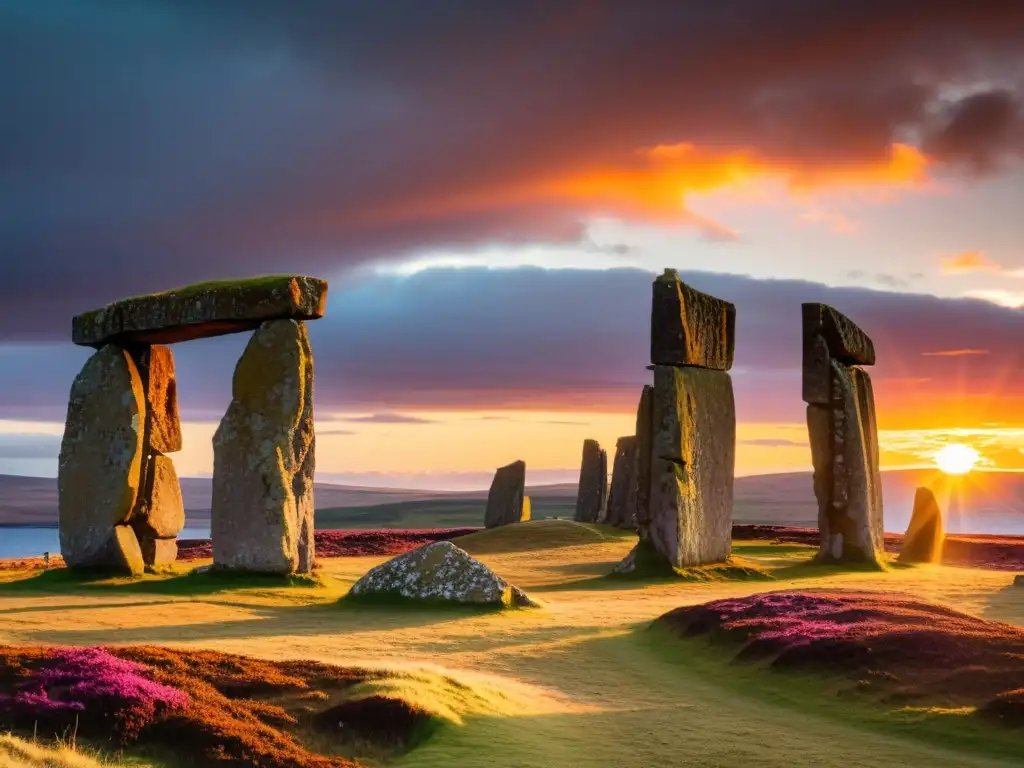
xmin=921 ymin=349 xmax=991 ymax=357
xmin=941 ymin=250 xmax=1003 ymax=273
xmin=550 ymin=142 xmax=930 ymax=220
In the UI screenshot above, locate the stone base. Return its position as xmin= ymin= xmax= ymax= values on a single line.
xmin=140 ymin=536 xmax=178 ymax=568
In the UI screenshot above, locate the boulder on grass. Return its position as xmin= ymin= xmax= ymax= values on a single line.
xmin=348 ymin=541 xmax=536 ymax=607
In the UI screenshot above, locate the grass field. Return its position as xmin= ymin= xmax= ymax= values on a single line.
xmin=0 ymin=521 xmax=1021 ymax=767
xmin=315 ymin=497 xmax=578 ymax=530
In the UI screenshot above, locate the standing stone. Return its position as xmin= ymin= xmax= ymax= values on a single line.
xmin=58 ymin=345 xmax=146 ymax=572
xmin=651 ymin=269 xmax=735 ymax=370
xmin=131 ymin=346 xmax=182 ymax=453
xmin=898 ymin=487 xmax=945 ymax=564
xmin=522 ymin=495 xmax=532 ymax=522
xmin=484 ymin=460 xmax=527 ymax=528
xmin=130 ymin=453 xmax=185 ymax=567
xmin=803 ymin=303 xmax=883 ymax=564
xmin=633 ymin=385 xmax=655 ymax=533
xmin=211 ymin=319 xmax=316 ymax=574
xmin=574 ymin=440 xmax=608 ymax=523
xmin=606 ymin=436 xmax=637 ymax=528
xmin=646 ymin=365 xmax=735 ymax=567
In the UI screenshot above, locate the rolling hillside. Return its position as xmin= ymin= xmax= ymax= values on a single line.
xmin=2 ymin=470 xmax=1023 ymax=533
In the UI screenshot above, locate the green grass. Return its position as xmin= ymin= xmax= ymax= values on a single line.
xmin=454 ymin=519 xmax=635 ymax=555
xmin=608 ymin=538 xmax=774 ymax=582
xmin=0 ymin=565 xmax=325 ymax=596
xmin=640 ymin=623 xmax=1024 ymax=763
xmin=316 ymin=497 xmax=577 ymax=530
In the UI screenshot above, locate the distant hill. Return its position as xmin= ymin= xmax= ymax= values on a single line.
xmin=2 ymin=470 xmax=1023 ymax=534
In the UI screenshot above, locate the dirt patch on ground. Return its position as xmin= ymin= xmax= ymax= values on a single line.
xmin=0 ymin=645 xmax=435 ymax=767
xmin=656 ymin=589 xmax=1024 ymax=726
xmin=177 ymin=528 xmax=479 ymax=561
xmin=732 ymin=524 xmax=1024 ymax=571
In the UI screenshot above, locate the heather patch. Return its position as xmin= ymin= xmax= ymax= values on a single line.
xmin=656 ymin=590 xmax=1024 ymax=724
xmin=0 ymin=646 xmax=450 ymax=767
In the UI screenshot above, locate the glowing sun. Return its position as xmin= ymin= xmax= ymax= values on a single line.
xmin=934 ymin=443 xmax=980 ymax=475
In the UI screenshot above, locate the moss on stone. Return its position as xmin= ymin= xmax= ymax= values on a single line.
xmin=610 ymin=539 xmax=773 ymax=582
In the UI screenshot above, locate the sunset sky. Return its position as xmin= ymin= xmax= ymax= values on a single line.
xmin=3 ymin=2 xmax=1024 ymax=488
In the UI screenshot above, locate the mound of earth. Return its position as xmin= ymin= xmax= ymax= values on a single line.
xmin=656 ymin=590 xmax=1024 ymax=725
xmin=176 ymin=528 xmax=479 ymax=561
xmin=0 ymin=645 xmax=438 ymax=767
xmin=455 ymin=518 xmax=631 ymax=555
xmin=348 ymin=541 xmax=536 ymax=607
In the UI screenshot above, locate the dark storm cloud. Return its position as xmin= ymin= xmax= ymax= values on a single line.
xmin=3 ymin=1 xmax=1024 ymax=336
xmin=924 ymin=90 xmax=1024 ymax=174
xmin=4 ymin=268 xmax=1023 ymax=429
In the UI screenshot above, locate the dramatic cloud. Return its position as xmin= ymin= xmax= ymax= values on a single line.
xmin=4 ymin=267 xmax=1024 ymax=432
xmin=921 ymin=349 xmax=990 ymax=357
xmin=3 ymin=1 xmax=1024 ymax=335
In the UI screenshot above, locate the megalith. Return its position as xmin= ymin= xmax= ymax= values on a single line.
xmin=898 ymin=487 xmax=944 ymax=564
xmin=212 ymin=319 xmax=316 ymax=574
xmin=574 ymin=439 xmax=608 ymax=523
xmin=803 ymin=303 xmax=883 ymax=564
xmin=60 ymin=275 xmax=328 ymax=576
xmin=484 ymin=460 xmax=528 ymax=528
xmin=617 ymin=270 xmax=737 ymax=572
xmin=58 ymin=345 xmax=146 ymax=574
xmin=605 ymin=435 xmax=637 ymax=529
xmin=129 ymin=345 xmax=185 ymax=567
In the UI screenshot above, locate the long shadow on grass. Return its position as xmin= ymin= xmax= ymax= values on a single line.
xmin=0 ymin=567 xmax=324 ymax=596
xmin=770 ymin=558 xmax=905 ymax=582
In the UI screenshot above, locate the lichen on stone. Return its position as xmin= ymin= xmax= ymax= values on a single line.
xmin=348 ymin=541 xmax=536 ymax=608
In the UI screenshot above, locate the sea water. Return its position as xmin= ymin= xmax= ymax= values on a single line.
xmin=0 ymin=527 xmax=211 ymax=559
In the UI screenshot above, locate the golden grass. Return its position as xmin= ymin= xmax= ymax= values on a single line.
xmin=0 ymin=734 xmax=150 ymax=768
xmin=1 ymin=536 xmax=1022 ymax=767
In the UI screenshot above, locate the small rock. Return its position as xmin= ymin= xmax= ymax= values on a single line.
xmin=1014 ymin=574 xmax=1024 ymax=587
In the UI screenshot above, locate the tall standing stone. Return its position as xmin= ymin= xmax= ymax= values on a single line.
xmin=574 ymin=440 xmax=607 ymax=523
xmin=211 ymin=319 xmax=316 ymax=574
xmin=58 ymin=345 xmax=146 ymax=574
xmin=898 ymin=486 xmax=945 ymax=564
xmin=484 ymin=460 xmax=528 ymax=528
xmin=632 ymin=385 xmax=655 ymax=534
xmin=605 ymin=436 xmax=637 ymax=528
xmin=618 ymin=270 xmax=737 ymax=573
xmin=803 ymin=303 xmax=883 ymax=564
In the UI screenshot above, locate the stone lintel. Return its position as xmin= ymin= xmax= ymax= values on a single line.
xmin=72 ymin=275 xmax=328 ymax=347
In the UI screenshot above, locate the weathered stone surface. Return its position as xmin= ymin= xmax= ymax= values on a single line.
xmin=650 ymin=269 xmax=735 ymax=370
xmin=898 ymin=487 xmax=945 ymax=564
xmin=130 ymin=453 xmax=185 ymax=539
xmin=605 ymin=436 xmax=637 ymax=528
xmin=211 ymin=319 xmax=316 ymax=574
xmin=801 ymin=332 xmax=832 ymax=405
xmin=73 ymin=275 xmax=328 ymax=347
xmin=349 ymin=541 xmax=536 ymax=607
xmin=107 ymin=526 xmax=145 ymax=575
xmin=645 ymin=365 xmax=735 ymax=567
xmin=574 ymin=440 xmax=608 ymax=523
xmin=810 ymin=361 xmax=884 ymax=563
xmin=633 ymin=385 xmax=655 ymax=533
xmin=802 ymin=303 xmax=875 ymax=367
xmin=484 ymin=460 xmax=527 ymax=528
xmin=139 ymin=536 xmax=178 ymax=568
xmin=131 ymin=346 xmax=181 ymax=453
xmin=58 ymin=345 xmax=146 ymax=571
